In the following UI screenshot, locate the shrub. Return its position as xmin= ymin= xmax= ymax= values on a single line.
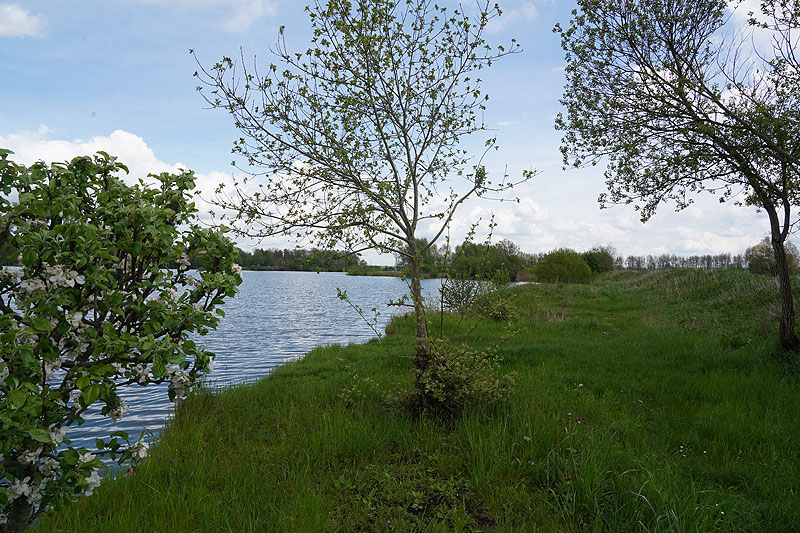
xmin=582 ymin=245 xmax=616 ymax=274
xmin=535 ymin=248 xmax=593 ymax=283
xmin=405 ymin=338 xmax=515 ymax=417
xmin=745 ymin=237 xmax=800 ymax=276
xmin=0 ymin=150 xmax=241 ymax=531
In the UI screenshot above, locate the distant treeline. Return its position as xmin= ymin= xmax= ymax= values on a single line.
xmin=236 ymin=248 xmax=362 ymax=272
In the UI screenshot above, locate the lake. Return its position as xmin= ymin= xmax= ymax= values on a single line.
xmin=70 ymin=271 xmax=443 ymax=453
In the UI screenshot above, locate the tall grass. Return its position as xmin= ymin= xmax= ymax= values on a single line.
xmin=40 ymin=269 xmax=800 ymax=531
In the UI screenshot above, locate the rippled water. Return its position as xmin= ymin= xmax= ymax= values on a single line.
xmin=70 ymin=271 xmax=442 ymax=452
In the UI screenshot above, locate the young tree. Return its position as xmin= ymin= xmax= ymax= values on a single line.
xmin=0 ymin=151 xmax=241 ymax=531
xmin=192 ymin=1 xmax=527 ymax=379
xmin=556 ymin=0 xmax=800 ymax=350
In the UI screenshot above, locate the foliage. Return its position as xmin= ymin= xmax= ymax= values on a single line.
xmin=449 ymin=240 xmax=524 ymax=281
xmin=236 ymin=247 xmax=360 ymax=272
xmin=746 ymin=237 xmax=800 ymax=276
xmin=0 ymin=150 xmax=241 ymax=531
xmin=555 ymin=0 xmax=800 ymax=350
xmin=41 ymin=270 xmax=800 ymax=531
xmin=581 ymin=245 xmax=615 ymax=274
xmin=404 ymin=337 xmax=515 ymax=418
xmin=534 ymin=248 xmax=592 ymax=284
xmin=192 ymin=0 xmax=529 ymax=376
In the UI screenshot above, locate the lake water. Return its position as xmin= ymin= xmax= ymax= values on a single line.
xmin=70 ymin=271 xmax=443 ymax=453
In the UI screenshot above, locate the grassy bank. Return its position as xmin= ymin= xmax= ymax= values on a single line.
xmin=41 ymin=270 xmax=800 ymax=531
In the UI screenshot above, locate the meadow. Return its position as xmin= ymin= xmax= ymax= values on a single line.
xmin=41 ymin=269 xmax=800 ymax=531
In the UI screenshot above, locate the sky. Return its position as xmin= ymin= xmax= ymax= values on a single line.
xmin=0 ymin=0 xmax=780 ymax=264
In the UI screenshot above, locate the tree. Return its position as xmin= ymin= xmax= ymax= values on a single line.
xmin=556 ymin=0 xmax=800 ymax=350
xmin=192 ymin=0 xmax=528 ymax=387
xmin=534 ymin=248 xmax=592 ymax=284
xmin=582 ymin=245 xmax=616 ymax=274
xmin=0 ymin=150 xmax=241 ymax=531
xmin=746 ymin=236 xmax=800 ymax=276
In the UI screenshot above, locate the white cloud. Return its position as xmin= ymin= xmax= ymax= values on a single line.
xmin=132 ymin=0 xmax=276 ymax=32
xmin=496 ymin=120 xmax=520 ymax=127
xmin=0 ymin=4 xmax=44 ymax=37
xmin=486 ymin=1 xmax=542 ymax=35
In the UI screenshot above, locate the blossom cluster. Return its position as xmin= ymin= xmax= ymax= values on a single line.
xmin=0 ymin=150 xmax=242 ymax=529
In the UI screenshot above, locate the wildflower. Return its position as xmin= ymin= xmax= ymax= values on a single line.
xmin=567 ymin=412 xmax=572 ymax=419
xmin=523 ymin=435 xmax=531 ymax=442
xmin=231 ymin=263 xmax=242 ymax=275
xmin=577 ymin=418 xmax=582 ymax=424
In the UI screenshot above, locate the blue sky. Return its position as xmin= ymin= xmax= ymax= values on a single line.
xmin=0 ymin=0 xmax=774 ymax=263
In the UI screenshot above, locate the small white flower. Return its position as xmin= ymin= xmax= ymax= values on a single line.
xmin=68 ymin=311 xmax=83 ymax=328
xmin=49 ymin=425 xmax=68 ymax=445
xmin=8 ymin=476 xmax=32 ymax=500
xmin=39 ymin=457 xmax=59 ymax=476
xmin=133 ymin=439 xmax=149 ymax=460
xmin=19 ymin=447 xmax=42 ymax=465
xmin=84 ymin=468 xmax=102 ymax=496
xmin=231 ymin=263 xmax=242 ymax=275
xmin=109 ymin=400 xmax=128 ymax=423
xmin=177 ymin=251 xmax=191 ymax=271
xmin=79 ymin=452 xmax=95 ymax=464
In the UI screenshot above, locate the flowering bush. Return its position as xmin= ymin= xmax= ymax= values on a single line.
xmin=0 ymin=150 xmax=241 ymax=531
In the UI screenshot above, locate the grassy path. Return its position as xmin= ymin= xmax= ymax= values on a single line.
xmin=42 ymin=270 xmax=800 ymax=531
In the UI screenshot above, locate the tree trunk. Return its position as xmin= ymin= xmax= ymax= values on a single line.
xmin=770 ymin=234 xmax=800 ymax=352
xmin=409 ymin=254 xmax=430 ymax=366
xmin=6 ymin=498 xmax=33 ymax=533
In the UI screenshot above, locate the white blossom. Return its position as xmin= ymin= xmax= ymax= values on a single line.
xmin=231 ymin=263 xmax=242 ymax=275
xmin=39 ymin=457 xmax=59 ymax=476
xmin=177 ymin=251 xmax=191 ymax=271
xmin=19 ymin=447 xmax=42 ymax=465
xmin=79 ymin=452 xmax=95 ymax=465
xmin=68 ymin=311 xmax=83 ymax=328
xmin=49 ymin=425 xmax=68 ymax=445
xmin=84 ymin=468 xmax=102 ymax=496
xmin=109 ymin=399 xmax=128 ymax=423
xmin=44 ymin=359 xmax=62 ymax=380
xmin=133 ymin=439 xmax=149 ymax=460
xmin=8 ymin=476 xmax=32 ymax=501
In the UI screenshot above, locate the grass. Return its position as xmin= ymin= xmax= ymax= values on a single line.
xmin=40 ymin=269 xmax=800 ymax=531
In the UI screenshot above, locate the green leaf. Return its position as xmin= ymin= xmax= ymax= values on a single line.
xmin=28 ymin=428 xmax=52 ymax=443
xmin=22 ymin=249 xmax=37 ymax=267
xmin=96 ymin=438 xmax=106 ymax=450
xmin=83 ymin=384 xmax=101 ymax=406
xmin=76 ymin=376 xmax=90 ymax=390
xmin=7 ymin=389 xmax=27 ymax=409
xmin=31 ymin=317 xmax=53 ymax=332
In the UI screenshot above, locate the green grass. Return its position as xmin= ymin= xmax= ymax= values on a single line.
xmin=40 ymin=269 xmax=800 ymax=531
